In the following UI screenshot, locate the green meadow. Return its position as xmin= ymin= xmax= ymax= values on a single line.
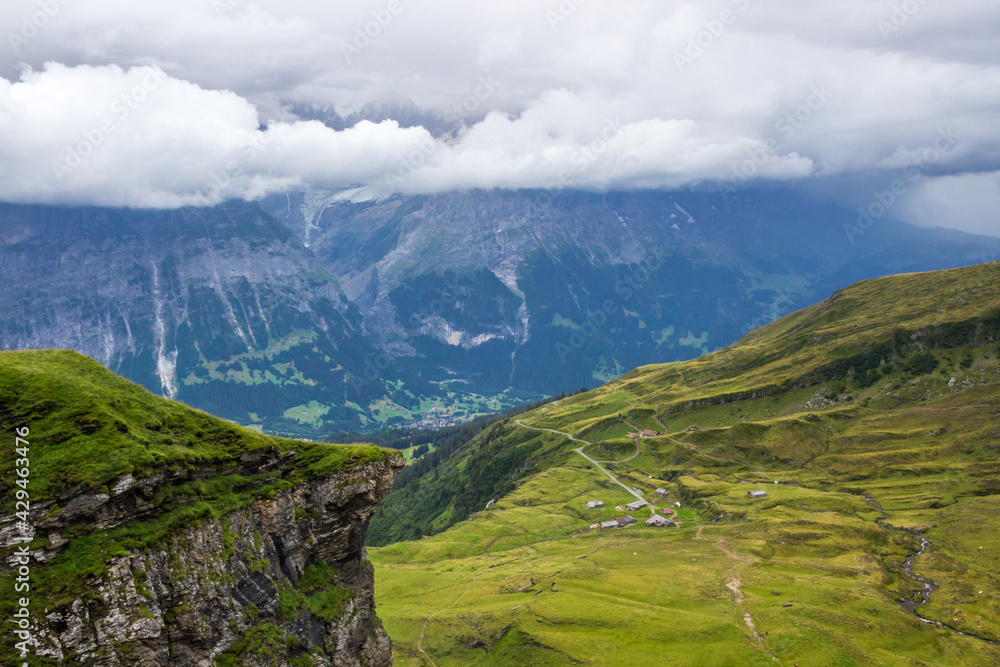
xmin=372 ymin=451 xmax=1000 ymax=665
xmin=370 ymin=262 xmax=1000 ymax=665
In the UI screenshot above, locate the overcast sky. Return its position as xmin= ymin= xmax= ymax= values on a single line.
xmin=0 ymin=0 xmax=998 ymax=235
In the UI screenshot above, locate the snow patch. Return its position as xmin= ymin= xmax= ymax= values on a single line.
xmin=490 ymin=263 xmax=531 ymax=344
xmin=674 ymin=202 xmax=697 ymax=224
xmin=426 ymin=317 xmax=502 ymax=348
xmin=101 ymin=328 xmax=116 ymax=365
xmin=330 ymin=186 xmax=387 ymax=204
xmin=298 ymin=187 xmax=388 ymax=246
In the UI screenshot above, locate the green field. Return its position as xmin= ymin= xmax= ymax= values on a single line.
xmin=372 ymin=448 xmax=1000 ymax=665
xmin=370 ymin=262 xmax=1000 ymax=665
xmin=178 ymin=327 xmax=536 ymax=436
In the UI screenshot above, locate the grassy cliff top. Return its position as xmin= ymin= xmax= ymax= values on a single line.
xmin=0 ymin=350 xmax=398 ymax=613
xmin=0 ymin=349 xmax=392 ymax=504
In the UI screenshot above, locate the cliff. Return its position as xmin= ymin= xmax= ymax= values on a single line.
xmin=25 ymin=456 xmax=402 ymax=666
xmin=0 ymin=351 xmax=404 ymax=666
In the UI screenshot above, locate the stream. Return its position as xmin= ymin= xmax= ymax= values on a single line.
xmin=899 ymin=535 xmax=937 ymax=614
xmin=861 ymin=494 xmax=999 ymax=645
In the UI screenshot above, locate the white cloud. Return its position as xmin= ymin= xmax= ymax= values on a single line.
xmin=0 ymin=0 xmax=998 ymax=224
xmin=0 ymin=63 xmax=436 ymax=207
xmin=0 ymin=64 xmax=815 ymax=207
xmin=898 ymin=171 xmax=1000 ymax=238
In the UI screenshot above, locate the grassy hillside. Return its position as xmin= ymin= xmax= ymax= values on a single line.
xmin=370 ymin=261 xmax=1000 ymax=665
xmin=0 ymin=350 xmax=391 ymax=612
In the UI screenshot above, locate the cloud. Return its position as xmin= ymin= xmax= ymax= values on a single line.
xmin=0 ymin=0 xmax=998 ymax=234
xmin=0 ymin=63 xmax=442 ymax=207
xmin=898 ymin=171 xmax=1000 ymax=238
xmin=0 ymin=64 xmax=813 ymax=207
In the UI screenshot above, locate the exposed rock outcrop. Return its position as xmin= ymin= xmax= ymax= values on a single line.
xmin=22 ymin=454 xmax=404 ymax=666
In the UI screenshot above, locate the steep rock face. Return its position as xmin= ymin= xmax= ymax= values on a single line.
xmin=261 ymin=188 xmax=1000 ymax=394
xmin=0 ymin=202 xmax=407 ymax=436
xmin=28 ymin=455 xmax=404 ymax=666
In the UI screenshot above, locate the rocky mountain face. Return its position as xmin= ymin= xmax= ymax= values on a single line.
xmin=0 ymin=202 xmax=422 ymax=436
xmin=16 ymin=455 xmax=403 ymax=666
xmin=261 ymin=188 xmax=1000 ymax=396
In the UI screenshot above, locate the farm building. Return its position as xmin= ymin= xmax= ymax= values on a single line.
xmin=645 ymin=514 xmax=676 ymax=527
xmin=748 ymin=490 xmax=768 ymax=499
xmin=655 ymin=488 xmax=668 ymax=497
xmin=639 ymin=429 xmax=660 ymax=438
xmin=585 ymin=501 xmax=605 ymax=509
xmin=598 ymin=516 xmax=638 ymax=530
xmin=626 ymin=500 xmax=648 ymax=511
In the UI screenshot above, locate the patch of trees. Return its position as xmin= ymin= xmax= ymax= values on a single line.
xmin=366 ymin=424 xmax=544 ymax=546
xmin=903 ymin=353 xmax=939 ymax=375
xmin=900 ymin=309 xmax=1000 ymax=350
xmin=666 ymin=311 xmax=1000 ymax=415
xmin=795 ymin=311 xmax=1000 ymax=387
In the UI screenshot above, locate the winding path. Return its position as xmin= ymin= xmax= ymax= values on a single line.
xmin=694 ymin=527 xmax=779 ymax=662
xmin=599 ymin=437 xmax=641 ymax=464
xmin=520 ymin=418 xmax=780 ymax=662
xmin=515 ymin=420 xmax=653 ymax=512
xmin=652 ymin=412 xmax=670 ymax=434
xmin=513 ymin=418 xmax=1000 ymax=652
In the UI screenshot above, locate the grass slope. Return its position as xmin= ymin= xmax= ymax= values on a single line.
xmin=0 ymin=351 xmax=388 ymax=499
xmin=370 ymin=261 xmax=1000 ymax=665
xmin=0 ymin=350 xmax=391 ymax=620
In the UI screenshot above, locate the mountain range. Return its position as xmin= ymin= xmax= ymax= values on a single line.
xmin=2 ymin=190 xmax=998 ymax=437
xmin=2 ymin=251 xmax=999 ymax=665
